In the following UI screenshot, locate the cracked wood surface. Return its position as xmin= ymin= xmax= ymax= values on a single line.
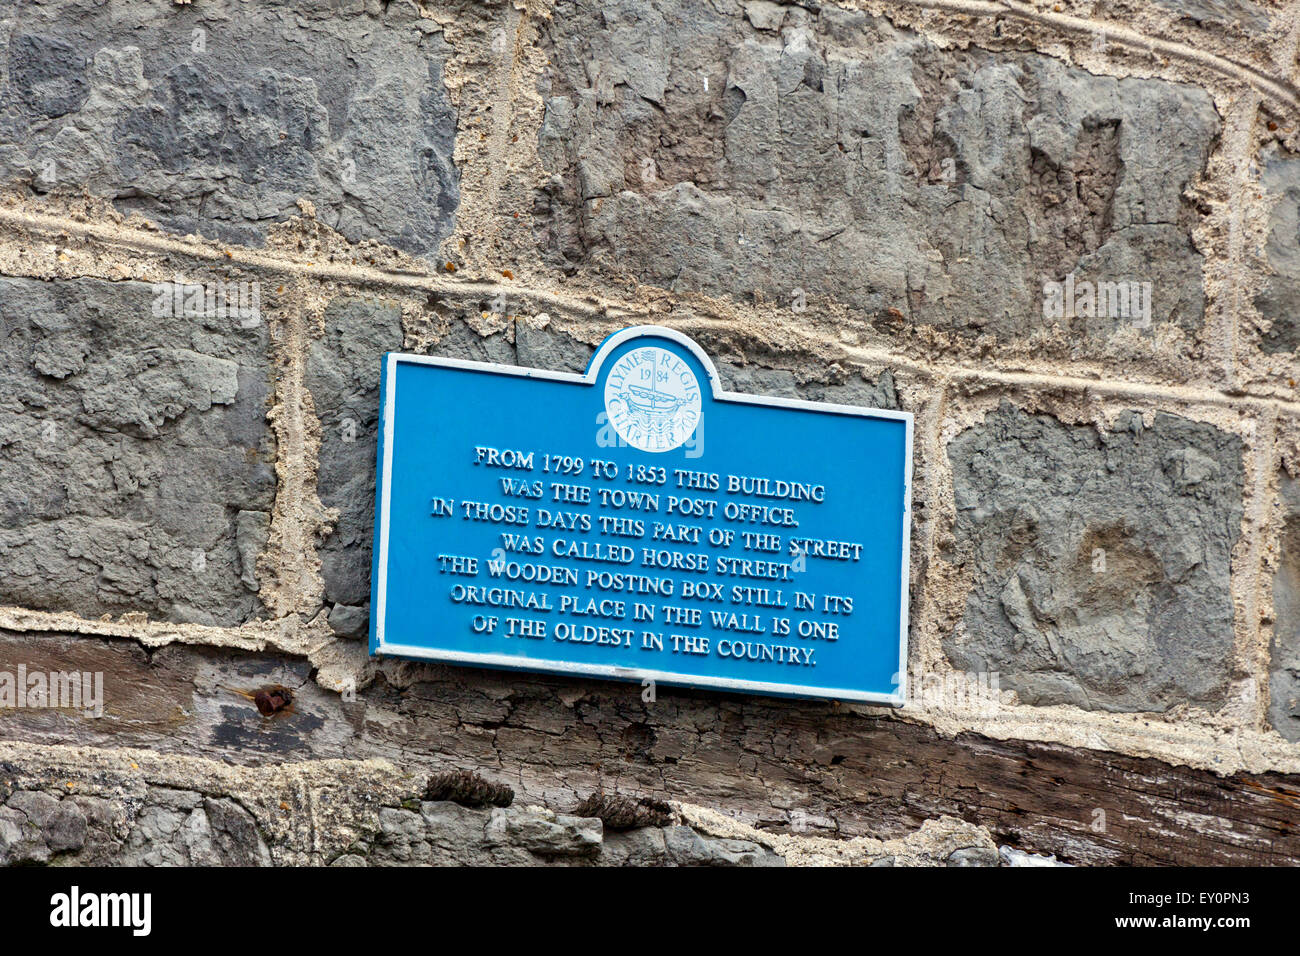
xmin=1 ymin=630 xmax=1295 ymax=865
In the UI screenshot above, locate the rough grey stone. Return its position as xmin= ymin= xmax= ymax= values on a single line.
xmin=236 ymin=510 xmax=269 ymax=592
xmin=428 ymin=318 xmax=518 ymax=366
xmin=1270 ymin=475 xmax=1300 ymax=740
xmin=306 ymin=297 xmax=404 ymax=614
xmin=121 ymin=795 xmax=270 ymax=866
xmin=485 ymin=806 xmax=603 ymax=857
xmin=363 ymin=797 xmax=792 ymax=866
xmin=0 ymin=783 xmax=277 ymax=866
xmin=378 ymin=806 xmax=424 ymax=842
xmin=0 ymin=804 xmax=47 ymax=864
xmin=1254 ymin=147 xmax=1300 ymax=354
xmin=661 ymin=825 xmax=785 ymax=866
xmin=417 ymin=800 xmax=499 ymax=864
xmin=947 ymin=845 xmax=1000 ymax=866
xmin=7 ymin=790 xmax=84 ymax=854
xmin=372 ymin=800 xmax=603 ymax=865
xmin=1152 ymin=0 xmax=1272 ymax=32
xmin=0 ymin=772 xmax=1025 ymax=866
xmin=328 ymin=603 xmax=370 ymax=640
xmin=0 ymin=790 xmax=87 ymax=862
xmin=0 ymin=277 xmax=274 ymax=625
xmin=717 ymin=364 xmax=900 ymax=410
xmin=122 ymin=806 xmax=187 ymax=866
xmin=45 ymin=800 xmax=88 ymax=852
xmin=945 ymin=403 xmax=1243 ymax=712
xmin=145 ymin=787 xmax=203 ymax=812
xmin=7 ymin=789 xmax=61 ymax=828
xmin=515 ymin=321 xmax=592 ymax=372
xmin=535 ymin=0 xmax=1218 ymax=342
xmin=0 ymin=0 xmax=458 ymax=256
xmin=201 ymin=797 xmax=272 ymax=866
xmin=600 ymin=826 xmax=671 ymax=865
xmin=600 ymin=823 xmax=791 ymax=867
xmin=375 ymin=806 xmax=431 ymax=864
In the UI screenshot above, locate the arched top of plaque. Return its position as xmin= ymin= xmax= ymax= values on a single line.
xmin=586 ymin=324 xmax=909 ymax=418
xmin=588 ymin=325 xmax=723 ymax=394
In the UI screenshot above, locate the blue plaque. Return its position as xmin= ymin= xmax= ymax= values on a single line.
xmin=370 ymin=326 xmax=912 ymax=703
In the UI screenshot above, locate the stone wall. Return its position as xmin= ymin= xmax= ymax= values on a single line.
xmin=0 ymin=0 xmax=1297 ymax=865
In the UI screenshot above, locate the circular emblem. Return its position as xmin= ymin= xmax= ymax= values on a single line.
xmin=603 ymin=346 xmax=702 ymax=453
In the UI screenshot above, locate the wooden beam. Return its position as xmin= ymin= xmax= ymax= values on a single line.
xmin=0 ymin=629 xmax=1295 ymax=864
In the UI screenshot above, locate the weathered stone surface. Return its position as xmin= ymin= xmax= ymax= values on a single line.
xmin=306 ymin=297 xmax=403 ymax=615
xmin=364 ymin=799 xmax=779 ymax=866
xmin=659 ymin=825 xmax=784 ymax=866
xmin=1254 ymin=147 xmax=1300 ymax=354
xmin=0 ymin=277 xmax=273 ymax=625
xmin=534 ymin=0 xmax=1218 ymax=341
xmin=1270 ymin=474 xmax=1300 ymax=740
xmin=0 ymin=0 xmax=458 ymax=256
xmin=120 ymin=791 xmax=271 ymax=866
xmin=0 ymin=789 xmax=87 ymax=864
xmin=0 ymin=771 xmax=696 ymax=867
xmin=945 ymin=403 xmax=1243 ymax=712
xmin=594 ymin=825 xmax=781 ymax=865
xmin=717 ymin=363 xmax=900 ymax=410
xmin=515 ymin=319 xmax=592 ymax=372
xmin=485 ymin=806 xmax=603 ymax=857
xmin=1150 ymin=0 xmax=1272 ymax=32
xmin=947 ymin=845 xmax=1001 ymax=866
xmin=327 ymin=603 xmax=369 ymax=639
